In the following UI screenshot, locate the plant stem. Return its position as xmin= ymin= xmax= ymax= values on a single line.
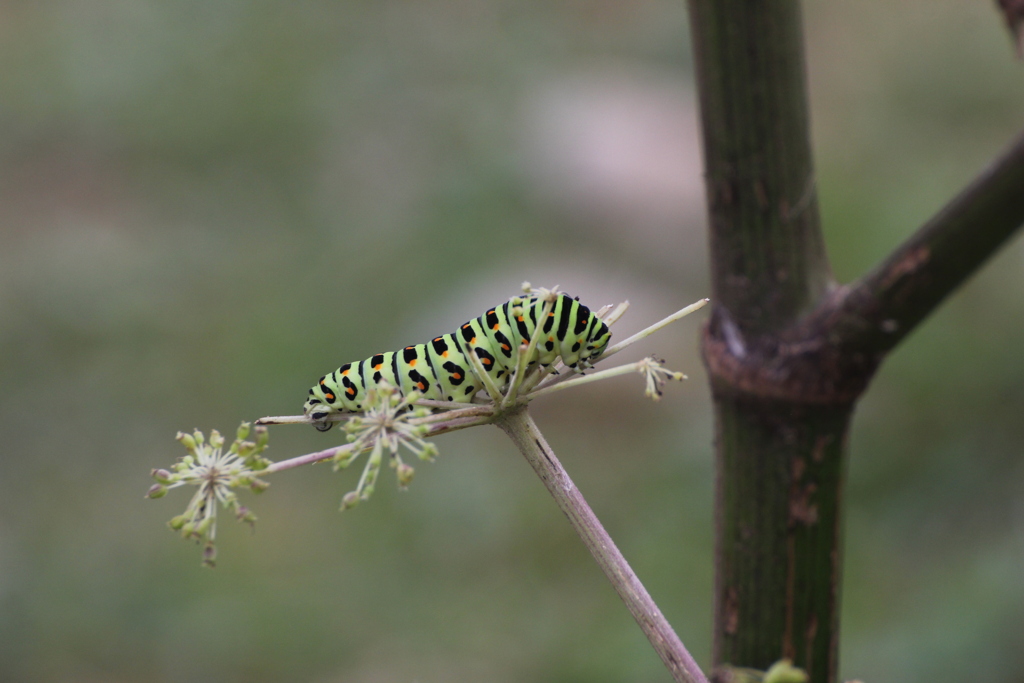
xmin=601 ymin=299 xmax=710 ymax=360
xmin=526 ymin=361 xmax=643 ymax=399
xmin=688 ymin=0 xmax=830 ymax=338
xmin=687 ymin=1 xmax=842 ymax=680
xmin=689 ymin=2 xmax=1024 ymax=680
xmin=494 ymin=406 xmax=708 ymax=683
xmin=262 ymin=443 xmax=355 ymax=474
xmin=828 ymin=126 xmax=1024 ymax=356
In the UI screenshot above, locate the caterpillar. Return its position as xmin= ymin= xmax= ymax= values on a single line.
xmin=303 ymin=292 xmax=612 ymax=430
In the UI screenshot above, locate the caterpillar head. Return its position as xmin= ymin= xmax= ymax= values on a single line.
xmin=303 ymin=401 xmax=335 ymax=431
xmin=304 ymin=378 xmax=340 ymax=431
xmin=581 ymin=323 xmax=612 ymax=363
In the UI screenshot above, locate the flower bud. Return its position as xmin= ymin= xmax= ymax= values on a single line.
xmin=236 ymin=422 xmax=251 ymax=441
xmin=419 ymin=443 xmax=439 ymax=462
xmin=249 ymin=479 xmax=270 ymax=494
xmin=151 ymin=469 xmax=173 ymax=484
xmin=192 ymin=429 xmax=205 ymax=445
xmin=248 ymin=456 xmax=270 ymax=472
xmin=146 ymin=484 xmax=167 ymax=499
xmin=340 ymin=491 xmax=360 ymax=511
xmin=169 ymin=514 xmax=189 ymax=530
xmin=209 ymin=430 xmax=224 ymax=449
xmin=236 ymin=506 xmax=257 ymax=525
xmin=176 ymin=431 xmax=197 ymax=453
xmin=396 ymin=463 xmax=415 ymax=488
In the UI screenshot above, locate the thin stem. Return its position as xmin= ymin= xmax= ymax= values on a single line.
xmin=495 ymin=406 xmax=708 ymax=683
xmin=263 ymin=443 xmax=357 ymax=474
xmin=410 ymin=405 xmax=495 ymax=424
xmin=526 ymin=361 xmax=643 ymax=400
xmin=421 ymin=415 xmax=494 ymax=433
xmin=601 ymin=300 xmax=631 ymax=327
xmin=602 ymin=299 xmax=710 ymax=361
xmin=517 ymin=360 xmax=557 ymax=395
xmin=416 ymin=398 xmax=484 ymax=410
xmin=255 ymin=414 xmax=318 ymax=426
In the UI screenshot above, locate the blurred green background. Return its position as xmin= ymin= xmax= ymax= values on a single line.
xmin=1 ymin=1 xmax=1022 ymax=681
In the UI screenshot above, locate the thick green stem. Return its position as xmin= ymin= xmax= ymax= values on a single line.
xmin=713 ymin=397 xmax=848 ymax=680
xmin=688 ymin=1 xmax=1024 ymax=680
xmin=495 ymin=406 xmax=708 ymax=683
xmin=686 ymin=1 xmax=841 ymax=681
xmin=687 ymin=0 xmax=831 ymax=338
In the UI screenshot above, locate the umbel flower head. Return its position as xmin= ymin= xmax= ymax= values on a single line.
xmin=147 ymin=423 xmax=271 ymax=567
xmin=335 ymin=381 xmax=438 ymax=510
xmin=636 ymin=356 xmax=687 ymax=401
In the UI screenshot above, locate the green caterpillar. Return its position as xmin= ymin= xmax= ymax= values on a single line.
xmin=304 ymin=292 xmax=612 ymax=430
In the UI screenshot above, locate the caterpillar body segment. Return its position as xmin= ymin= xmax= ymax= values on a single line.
xmin=304 ymin=293 xmax=612 ymax=430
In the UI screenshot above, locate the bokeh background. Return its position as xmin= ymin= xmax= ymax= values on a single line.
xmin=1 ymin=1 xmax=1023 ymax=681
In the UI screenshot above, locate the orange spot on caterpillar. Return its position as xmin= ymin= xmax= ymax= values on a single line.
xmin=341 ymin=369 xmax=349 ymax=376
xmin=470 ymin=337 xmax=476 ymax=344
xmin=549 ymin=312 xmax=555 ymax=317
xmin=346 ymin=387 xmax=356 ymax=396
xmin=408 ymin=359 xmax=417 ymax=367
xmin=452 ymin=372 xmax=462 ymax=380
xmin=442 ymin=351 xmax=449 ymax=358
xmin=492 ymin=324 xmax=500 ymax=330
xmin=482 ymin=358 xmax=492 ymax=365
xmin=417 ymin=382 xmax=426 ymax=390
xmin=548 ymin=336 xmax=554 ymax=342
xmin=325 ymin=393 xmax=335 ymax=400
xmin=374 ymin=364 xmax=383 ymax=370
xmin=462 ymin=324 xmax=471 ymax=329
xmin=501 ymin=344 xmax=510 ymax=351
xmin=517 ymin=316 xmax=524 ymax=322
xmin=434 ymin=337 xmax=442 ymax=342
